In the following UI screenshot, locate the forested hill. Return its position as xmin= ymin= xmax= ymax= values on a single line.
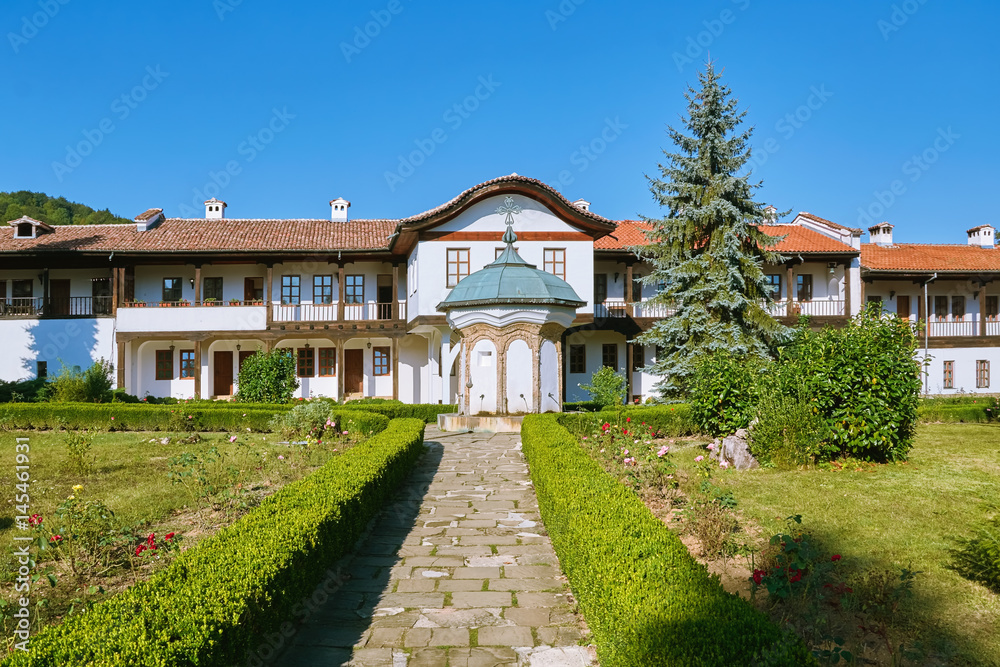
xmin=0 ymin=191 xmax=132 ymax=226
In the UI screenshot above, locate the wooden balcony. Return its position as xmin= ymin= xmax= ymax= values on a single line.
xmin=0 ymin=296 xmax=112 ymax=318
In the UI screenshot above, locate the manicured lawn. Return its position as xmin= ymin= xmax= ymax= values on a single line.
xmin=666 ymin=424 xmax=1000 ymax=666
xmin=0 ymin=429 xmax=350 ymax=631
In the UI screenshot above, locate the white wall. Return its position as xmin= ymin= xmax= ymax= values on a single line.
xmin=504 ymin=339 xmax=533 ymax=414
xmin=118 ymin=305 xmax=267 ymax=333
xmin=0 ymin=317 xmax=116 ymax=382
xmin=274 ymin=338 xmax=340 ymax=399
xmin=398 ymin=334 xmax=427 ymax=403
xmin=921 ymin=347 xmax=1000 ymax=395
xmin=540 ymin=340 xmax=560 ymax=412
xmin=469 ymin=339 xmax=497 ymax=413
xmin=564 ymin=330 xmax=627 ymax=403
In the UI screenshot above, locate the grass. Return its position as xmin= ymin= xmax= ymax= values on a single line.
xmin=0 ymin=429 xmax=352 ymax=632
xmin=666 ymin=424 xmax=1000 ymax=666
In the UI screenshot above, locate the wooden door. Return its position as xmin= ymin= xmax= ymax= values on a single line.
xmin=49 ymin=279 xmax=71 ymax=315
xmin=897 ymin=295 xmax=911 ymax=321
xmin=345 ymin=349 xmax=364 ymax=394
xmin=213 ymin=351 xmax=234 ymax=396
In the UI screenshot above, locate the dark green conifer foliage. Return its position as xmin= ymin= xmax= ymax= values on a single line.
xmin=635 ymin=62 xmax=789 ymax=398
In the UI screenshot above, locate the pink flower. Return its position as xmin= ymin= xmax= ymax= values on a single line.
xmin=622 ymin=449 xmax=629 ymax=456
xmin=229 ymin=436 xmax=237 ymax=442
xmin=343 ymin=430 xmax=349 ymax=435
xmin=657 ymin=445 xmax=669 ymax=458
xmin=695 ymin=455 xmax=704 ymax=462
xmin=706 ymin=443 xmax=716 ymax=450
xmin=111 ymin=417 xmax=115 ymax=420
xmin=720 ymin=460 xmax=730 ymax=469
xmin=278 ymin=455 xmax=285 ymax=460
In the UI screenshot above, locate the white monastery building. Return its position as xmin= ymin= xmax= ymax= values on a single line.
xmin=0 ymin=175 xmax=996 ymax=402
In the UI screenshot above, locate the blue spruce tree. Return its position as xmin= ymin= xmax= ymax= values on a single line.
xmin=635 ymin=62 xmax=789 ymax=398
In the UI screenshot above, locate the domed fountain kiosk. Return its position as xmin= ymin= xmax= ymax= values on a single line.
xmin=436 ymin=197 xmax=585 ymax=433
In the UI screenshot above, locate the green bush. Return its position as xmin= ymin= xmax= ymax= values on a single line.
xmin=0 ymin=403 xmax=282 ymax=432
xmin=235 ymin=349 xmax=299 ymax=403
xmin=337 ymin=403 xmax=457 ymax=424
xmin=562 ymin=400 xmax=606 ymax=412
xmin=558 ymin=404 xmax=699 ymax=439
xmin=520 ymin=415 xmax=813 ymax=666
xmin=1 ymin=418 xmax=426 ymax=667
xmin=952 ymin=516 xmax=1000 ymax=593
xmin=749 ymin=389 xmax=832 ymax=466
xmin=578 ymin=366 xmax=627 ymax=408
xmin=917 ymin=404 xmax=993 ymax=423
xmin=271 ymin=400 xmax=334 ymax=438
xmin=49 ymin=359 xmax=114 ymax=403
xmin=0 ymin=377 xmax=49 ymax=403
xmin=689 ymin=350 xmax=765 ymax=437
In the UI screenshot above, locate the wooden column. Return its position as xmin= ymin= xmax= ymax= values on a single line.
xmin=391 ymin=264 xmax=400 ymax=320
xmin=980 ymin=287 xmax=988 ymax=338
xmin=193 ymin=340 xmax=202 ymax=399
xmin=860 ymin=279 xmax=866 ymax=307
xmin=337 ymin=264 xmax=345 ymax=322
xmin=265 ymin=265 xmax=273 ymax=328
xmin=337 ymin=342 xmax=345 ymax=400
xmin=116 ymin=340 xmax=125 ymax=390
xmin=194 ymin=265 xmax=202 ymax=305
xmin=843 ymin=261 xmax=851 ymax=317
xmin=626 ymin=342 xmax=634 ymax=404
xmin=111 ymin=266 xmax=120 ymax=316
xmin=786 ymin=265 xmax=794 ymax=311
xmin=625 ymin=263 xmax=634 ymax=316
xmin=392 ymin=338 xmax=399 ymax=400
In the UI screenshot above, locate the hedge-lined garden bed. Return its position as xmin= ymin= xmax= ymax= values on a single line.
xmin=917 ymin=403 xmax=998 ymax=423
xmin=557 ymin=404 xmax=698 ymax=438
xmin=521 ymin=415 xmax=812 ymax=666
xmin=2 ymin=417 xmax=426 ymax=666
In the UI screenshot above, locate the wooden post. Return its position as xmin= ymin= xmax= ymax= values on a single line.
xmin=786 ymin=265 xmax=794 ymax=312
xmin=265 ymin=265 xmax=273 ymax=328
xmin=843 ymin=261 xmax=851 ymax=317
xmin=116 ymin=340 xmax=125 ymax=390
xmin=337 ymin=264 xmax=346 ymax=322
xmin=337 ymin=342 xmax=345 ymax=400
xmin=392 ymin=338 xmax=399 ymax=400
xmin=625 ymin=263 xmax=634 ymax=317
xmin=392 ymin=264 xmax=399 ymax=320
xmin=194 ymin=265 xmax=202 ymax=305
xmin=111 ymin=266 xmax=120 ymax=316
xmin=980 ymin=286 xmax=988 ymax=338
xmin=860 ymin=279 xmax=866 ymax=307
xmin=193 ymin=340 xmax=202 ymax=399
xmin=626 ymin=342 xmax=634 ymax=404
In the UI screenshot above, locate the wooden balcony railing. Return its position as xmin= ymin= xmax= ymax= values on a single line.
xmin=272 ymin=300 xmax=406 ymax=323
xmin=0 ymin=296 xmax=112 ymax=318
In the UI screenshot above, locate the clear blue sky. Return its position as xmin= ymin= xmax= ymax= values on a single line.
xmin=1 ymin=0 xmax=993 ymax=243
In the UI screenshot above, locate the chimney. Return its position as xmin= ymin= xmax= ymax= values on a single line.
xmin=763 ymin=205 xmax=778 ymax=224
xmin=330 ymin=197 xmax=350 ymax=222
xmin=134 ymin=208 xmax=164 ymax=232
xmin=571 ymin=198 xmax=591 ymax=212
xmin=868 ymin=222 xmax=894 ymax=247
xmin=967 ymin=224 xmax=995 ymax=248
xmin=204 ymin=198 xmax=227 ymax=219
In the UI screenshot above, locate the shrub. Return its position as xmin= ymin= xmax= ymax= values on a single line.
xmin=917 ymin=403 xmax=993 ymax=423
xmin=49 ymin=360 xmax=114 ymax=403
xmin=271 ymin=400 xmax=333 ymax=438
xmin=0 ymin=403 xmax=282 ymax=432
xmin=749 ymin=389 xmax=832 ymax=466
xmin=235 ymin=349 xmax=298 ymax=403
xmin=558 ymin=405 xmax=699 ymax=439
xmin=1 ymin=418 xmax=426 ymax=666
xmin=0 ymin=377 xmax=48 ymax=403
xmin=337 ymin=403 xmax=457 ymax=424
xmin=689 ymin=350 xmax=765 ymax=437
xmin=562 ymin=400 xmax=605 ymax=412
xmin=520 ymin=414 xmax=813 ymax=666
xmin=578 ymin=366 xmax=627 ymax=408
xmin=952 ymin=516 xmax=1000 ymax=593
xmin=64 ymin=431 xmax=95 ymax=475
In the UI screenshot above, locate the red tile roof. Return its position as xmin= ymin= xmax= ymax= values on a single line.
xmin=0 ymin=219 xmax=398 ymax=253
xmin=594 ymin=221 xmax=856 ymax=254
xmin=797 ymin=211 xmax=862 ymax=234
xmin=862 ymin=243 xmax=1000 ymax=272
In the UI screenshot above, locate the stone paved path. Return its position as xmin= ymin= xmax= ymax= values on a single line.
xmin=274 ymin=427 xmax=595 ymax=667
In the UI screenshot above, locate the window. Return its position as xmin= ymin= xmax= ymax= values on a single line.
xmin=319 ymin=348 xmax=336 ymax=376
xmin=244 ymin=277 xmax=263 ymax=302
xmin=633 ymin=346 xmax=645 ymax=373
xmin=373 ymin=346 xmax=390 ymax=376
xmin=594 ymin=274 xmax=607 ymax=304
xmin=867 ymin=295 xmax=882 ymax=303
xmin=179 ymin=350 xmax=195 ymax=379
xmin=203 ymin=277 xmax=223 ymax=302
xmin=943 ymin=361 xmax=954 ymax=389
xmin=934 ymin=296 xmax=948 ymax=319
xmin=632 ymin=274 xmax=643 ymax=302
xmin=12 ymin=279 xmax=32 ymax=298
xmin=155 ymin=350 xmax=173 ymax=381
xmin=36 ymin=361 xmax=47 ymax=379
xmin=543 ymin=249 xmax=566 ymax=279
xmin=977 ymin=360 xmax=990 ymax=388
xmin=569 ymin=345 xmax=586 ymax=373
xmin=602 ymin=343 xmax=618 ymax=370
xmin=15 ymin=222 xmax=33 ymax=238
xmin=796 ymin=274 xmax=813 ymax=301
xmin=345 ymin=275 xmax=364 ymax=304
xmin=313 ymin=275 xmax=333 ymax=304
xmin=162 ymin=278 xmax=183 ymax=303
xmin=765 ymin=274 xmax=782 ymax=299
xmin=281 ymin=275 xmax=300 ymax=305
xmin=987 ymin=296 xmax=999 ymax=321
xmin=952 ymin=296 xmax=965 ymax=319
xmin=447 ymin=249 xmax=470 ymax=287
xmin=297 ymin=347 xmax=315 ymax=377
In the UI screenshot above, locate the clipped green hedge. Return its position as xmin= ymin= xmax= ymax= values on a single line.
xmin=558 ymin=404 xmax=699 ymax=439
xmin=0 ymin=403 xmax=281 ymax=432
xmin=339 ymin=402 xmax=457 ymax=423
xmin=2 ymin=418 xmax=426 ymax=667
xmin=917 ymin=404 xmax=995 ymax=423
xmin=521 ymin=415 xmax=813 ymax=666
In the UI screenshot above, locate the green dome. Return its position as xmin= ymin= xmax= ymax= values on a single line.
xmin=437 ymin=244 xmax=585 ymax=310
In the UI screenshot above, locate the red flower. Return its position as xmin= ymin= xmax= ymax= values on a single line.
xmin=165 ymin=532 xmax=175 ymax=540
xmin=135 ymin=544 xmax=147 ymax=556
xmin=49 ymin=535 xmax=62 ymax=543
xmin=28 ymin=514 xmax=42 ymax=527
xmin=789 ymin=569 xmax=803 ymax=583
xmin=622 ymin=429 xmax=628 ymax=435
xmin=147 ymin=533 xmax=156 ymax=546
xmin=752 ymin=569 xmax=765 ymax=585
xmin=831 ymin=554 xmax=842 ymax=561
xmin=626 ymin=417 xmax=631 ymax=423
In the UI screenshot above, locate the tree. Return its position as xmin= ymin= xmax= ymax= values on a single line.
xmin=235 ymin=349 xmax=299 ymax=403
xmin=635 ymin=62 xmax=788 ymax=399
xmin=579 ymin=366 xmax=627 ymax=408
